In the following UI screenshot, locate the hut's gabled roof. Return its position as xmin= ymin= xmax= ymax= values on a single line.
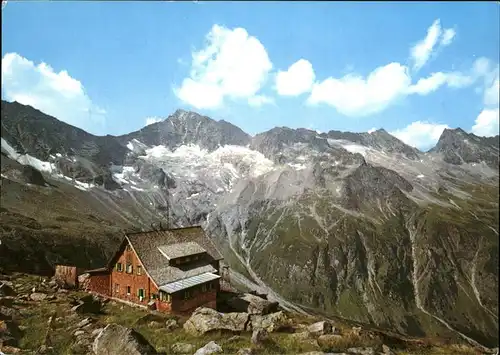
xmin=125 ymin=226 xmax=223 ymax=288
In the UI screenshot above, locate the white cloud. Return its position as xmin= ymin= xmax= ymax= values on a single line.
xmin=390 ymin=121 xmax=450 ymax=150
xmin=248 ymin=95 xmax=275 ymax=107
xmin=410 ymin=19 xmax=456 ymax=71
xmin=411 ymin=20 xmax=442 ymax=71
xmin=307 ymin=54 xmax=496 ymax=117
xmin=408 ymin=71 xmax=474 ymax=95
xmin=408 ymin=72 xmax=448 ymax=95
xmin=368 ymin=127 xmax=377 ymax=134
xmin=471 ymin=109 xmax=499 ymax=137
xmin=304 ymin=19 xmax=471 ymax=117
xmin=1 ymin=52 xmax=105 ymax=133
xmin=145 ymin=117 xmax=162 ymax=126
xmin=484 ymin=77 xmax=499 ymax=106
xmin=440 ymin=28 xmax=456 ymax=47
xmin=175 ymin=25 xmax=273 ymax=109
xmin=469 ymin=59 xmax=499 ymax=137
xmin=308 ymin=62 xmax=411 ymax=116
xmin=275 ymin=59 xmax=315 ymax=96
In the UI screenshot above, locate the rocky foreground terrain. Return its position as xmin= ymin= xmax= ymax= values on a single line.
xmin=1 ymin=100 xmax=499 ymax=350
xmin=0 ymin=273 xmax=490 ymax=355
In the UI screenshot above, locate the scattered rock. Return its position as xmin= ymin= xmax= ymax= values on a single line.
xmin=251 ymin=328 xmax=268 ymax=345
xmin=48 ymin=280 xmax=57 ymax=288
xmin=297 ymin=352 xmax=325 ymax=355
xmin=165 ymin=318 xmax=178 ymax=331
xmin=0 ymin=345 xmax=22 ymax=353
xmin=171 ymin=342 xmax=196 ymax=354
xmin=295 ymin=323 xmax=309 ymax=331
xmin=74 ymin=330 xmax=85 ymax=336
xmin=381 ymin=344 xmax=395 ymax=355
xmin=92 ymin=328 xmax=104 ymax=337
xmin=193 ymin=341 xmax=222 ymax=355
xmin=307 ymin=321 xmax=333 ymax=337
xmin=227 ymin=293 xmax=279 ymax=315
xmin=92 ymin=323 xmax=157 ymax=355
xmin=351 ymin=326 xmax=362 ymax=336
xmin=16 ymin=294 xmax=29 ymax=301
xmin=76 ymin=317 xmax=92 ymax=328
xmin=57 ymin=289 xmax=69 ymax=294
xmin=30 ymin=292 xmax=48 ymax=301
xmin=18 ymin=308 xmax=31 ymax=317
xmin=72 ymin=294 xmax=102 ymax=314
xmin=135 ymin=313 xmax=167 ymax=326
xmin=37 ymin=344 xmax=53 ymax=354
xmin=148 ymin=321 xmax=162 ymax=328
xmin=0 ymin=305 xmax=21 ymax=321
xmin=250 ymin=311 xmax=289 ymax=332
xmin=71 ymin=304 xmax=85 ymax=313
xmin=347 ymin=347 xmax=375 ymax=355
xmin=183 ymin=307 xmax=249 ymax=335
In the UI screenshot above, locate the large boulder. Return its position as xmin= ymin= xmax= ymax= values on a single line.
xmin=307 ymin=321 xmax=334 ymax=337
xmin=21 ymin=165 xmax=47 ymax=186
xmin=250 ymin=311 xmax=289 ymax=332
xmin=227 ymin=293 xmax=279 ymax=315
xmin=251 ymin=328 xmax=268 ymax=345
xmin=193 ymin=341 xmax=222 ymax=355
xmin=183 ymin=307 xmax=250 ymax=336
xmin=92 ymin=323 xmax=157 ymax=355
xmin=72 ymin=294 xmax=102 ymax=314
xmin=170 ymin=342 xmax=195 ymax=354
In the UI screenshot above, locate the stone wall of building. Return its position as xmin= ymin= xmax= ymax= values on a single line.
xmin=172 ymin=282 xmax=218 ymax=314
xmin=87 ymin=272 xmax=111 ymax=296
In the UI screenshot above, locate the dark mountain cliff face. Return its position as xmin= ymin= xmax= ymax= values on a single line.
xmin=326 ymin=128 xmax=421 ymax=160
xmin=117 ymin=109 xmax=251 ymax=151
xmin=430 ymin=128 xmax=499 ymax=168
xmin=0 ymin=99 xmax=498 ymax=349
xmin=1 ymin=101 xmax=128 ymax=166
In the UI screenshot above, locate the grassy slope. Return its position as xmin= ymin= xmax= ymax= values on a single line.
xmin=11 ymin=274 xmax=483 ymax=355
xmin=239 ymin=181 xmax=499 ymax=347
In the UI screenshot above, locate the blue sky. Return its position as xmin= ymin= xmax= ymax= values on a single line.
xmin=1 ymin=1 xmax=499 ymax=151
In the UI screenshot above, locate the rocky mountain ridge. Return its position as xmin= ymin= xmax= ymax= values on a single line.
xmin=0 ymin=100 xmax=498 ymax=349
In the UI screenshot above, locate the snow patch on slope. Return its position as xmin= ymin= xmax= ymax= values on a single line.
xmin=140 ymin=144 xmax=275 ymax=191
xmin=1 ymin=138 xmax=56 ymax=173
xmin=126 ymin=139 xmax=148 ymax=154
xmin=326 ymin=138 xmax=370 ymax=157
